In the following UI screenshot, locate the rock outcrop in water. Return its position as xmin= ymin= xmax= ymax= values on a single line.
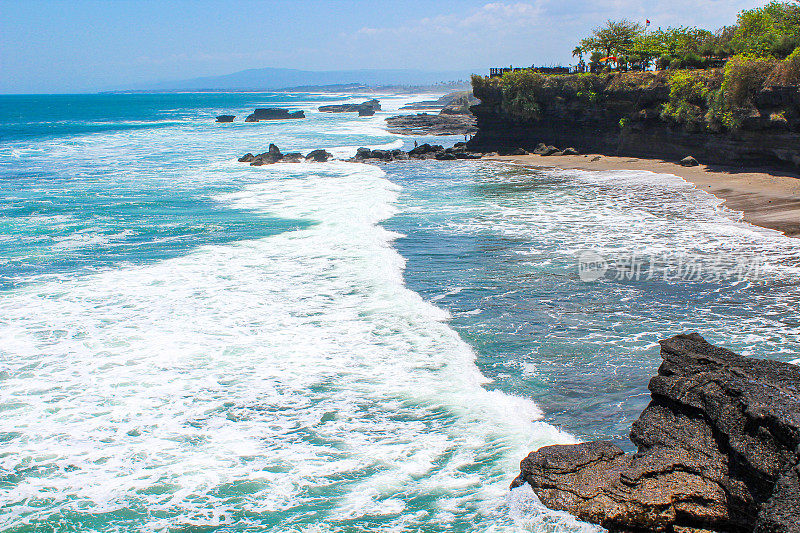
xmin=237 ymin=142 xmax=484 ymax=166
xmin=215 ymin=115 xmax=235 ymax=122
xmin=236 ymin=145 xmax=335 ymax=165
xmin=351 ymin=143 xmax=481 ymax=162
xmin=318 ymin=99 xmax=381 ymax=114
xmin=244 ymin=108 xmax=305 ymax=122
xmin=387 ymin=92 xmax=478 ymax=135
xmin=385 ymin=113 xmax=477 ymax=135
xmin=513 ymin=333 xmax=800 ymax=533
xmin=400 ymin=91 xmax=479 ymax=111
xmin=305 ymin=149 xmax=332 ymax=162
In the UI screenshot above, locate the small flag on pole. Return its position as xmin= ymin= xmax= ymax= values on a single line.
xmin=646 ymin=19 xmax=651 ymax=26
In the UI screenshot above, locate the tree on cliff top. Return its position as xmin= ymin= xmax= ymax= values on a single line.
xmin=580 ymin=19 xmax=644 ymax=60
xmin=731 ymin=1 xmax=800 ymax=58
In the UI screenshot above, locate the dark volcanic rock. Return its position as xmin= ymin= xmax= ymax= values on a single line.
xmin=532 ymin=143 xmax=560 ymax=156
xmin=468 ymin=75 xmax=800 ymax=170
xmin=216 ymin=115 xmax=235 ymax=122
xmin=245 ymin=108 xmax=305 ymax=122
xmin=497 ymin=147 xmax=527 ymax=156
xmin=681 ymin=155 xmax=700 ymax=166
xmin=385 ymin=113 xmax=477 ymax=136
xmin=354 ymin=147 xmax=373 ymax=160
xmin=408 ymin=143 xmax=443 ymax=156
xmin=281 ymin=152 xmax=304 ymax=163
xmin=516 ymin=333 xmax=800 ymax=533
xmin=318 ymin=99 xmax=381 ymax=114
xmin=250 ymin=144 xmax=283 ymax=165
xmin=238 ymin=153 xmax=255 ymax=162
xmin=305 ymin=149 xmax=332 ymax=162
xmin=400 ymin=91 xmax=479 ymax=111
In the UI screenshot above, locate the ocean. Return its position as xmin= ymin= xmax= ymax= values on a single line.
xmin=1 ymin=92 xmax=799 ymax=532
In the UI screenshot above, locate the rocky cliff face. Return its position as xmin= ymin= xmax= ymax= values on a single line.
xmin=513 ymin=333 xmax=800 ymax=532
xmin=469 ymin=76 xmax=800 ymax=169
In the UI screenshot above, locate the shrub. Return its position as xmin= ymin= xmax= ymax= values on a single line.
xmin=730 ymin=2 xmax=800 ymax=58
xmin=500 ymin=70 xmax=546 ymax=120
xmin=707 ymin=55 xmax=776 ymax=129
xmin=719 ymin=56 xmax=775 ymax=105
xmin=471 ymin=74 xmax=502 ymax=101
xmin=766 ymin=47 xmax=800 ymax=85
xmin=661 ymin=70 xmax=719 ymax=129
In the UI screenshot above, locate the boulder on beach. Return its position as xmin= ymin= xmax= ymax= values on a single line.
xmin=562 ymin=147 xmax=579 ymax=155
xmin=513 ymin=333 xmax=800 ymax=533
xmin=680 ymin=155 xmax=700 ymax=166
xmin=532 ymin=143 xmax=560 ymax=156
xmin=497 ymin=147 xmax=527 ymax=156
xmin=305 ymin=149 xmax=332 ymax=162
xmin=216 ymin=115 xmax=235 ymax=122
xmin=245 ymin=108 xmax=305 ymax=122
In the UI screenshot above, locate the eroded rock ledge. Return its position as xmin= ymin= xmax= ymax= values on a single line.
xmin=513 ymin=333 xmax=800 ymax=533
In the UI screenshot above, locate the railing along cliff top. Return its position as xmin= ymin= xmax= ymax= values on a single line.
xmin=489 ymin=66 xmax=572 ymax=78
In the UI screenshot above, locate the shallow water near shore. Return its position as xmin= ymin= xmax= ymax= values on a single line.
xmin=1 ymin=93 xmax=799 ymax=531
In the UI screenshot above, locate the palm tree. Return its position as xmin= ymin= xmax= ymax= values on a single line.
xmin=572 ymin=46 xmax=585 ymax=62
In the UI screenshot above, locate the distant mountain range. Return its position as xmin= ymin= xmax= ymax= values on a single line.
xmin=119 ymin=67 xmax=477 ymax=92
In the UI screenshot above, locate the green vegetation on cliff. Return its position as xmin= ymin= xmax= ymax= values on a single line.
xmin=574 ymin=2 xmax=800 ymax=72
xmin=473 ymin=2 xmax=800 ymax=134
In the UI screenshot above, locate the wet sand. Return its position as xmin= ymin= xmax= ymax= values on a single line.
xmin=486 ymin=153 xmax=800 ymax=237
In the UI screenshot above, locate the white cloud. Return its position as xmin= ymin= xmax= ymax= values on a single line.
xmin=346 ymin=0 xmax=772 ymax=71
xmin=354 ymin=2 xmax=545 ymax=39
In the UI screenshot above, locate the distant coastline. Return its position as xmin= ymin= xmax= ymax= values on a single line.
xmin=101 ymin=82 xmax=470 ymax=95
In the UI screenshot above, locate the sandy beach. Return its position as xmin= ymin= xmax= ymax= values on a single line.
xmin=486 ymin=153 xmax=800 ymax=237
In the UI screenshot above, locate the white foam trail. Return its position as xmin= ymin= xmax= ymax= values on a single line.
xmin=0 ymin=162 xmax=577 ymax=531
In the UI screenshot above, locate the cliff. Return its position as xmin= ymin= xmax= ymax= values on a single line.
xmin=513 ymin=333 xmax=800 ymax=533
xmin=468 ymin=70 xmax=800 ymax=169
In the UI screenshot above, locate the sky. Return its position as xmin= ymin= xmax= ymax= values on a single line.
xmin=0 ymin=0 xmax=773 ymax=93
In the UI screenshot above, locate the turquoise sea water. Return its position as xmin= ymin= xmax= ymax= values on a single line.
xmin=1 ymin=93 xmax=799 ymax=531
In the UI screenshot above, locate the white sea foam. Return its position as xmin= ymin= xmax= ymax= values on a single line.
xmin=0 ymin=161 xmax=578 ymax=530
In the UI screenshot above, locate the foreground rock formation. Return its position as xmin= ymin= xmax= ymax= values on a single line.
xmin=244 ymin=108 xmax=305 ymax=122
xmin=513 ymin=333 xmax=800 ymax=533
